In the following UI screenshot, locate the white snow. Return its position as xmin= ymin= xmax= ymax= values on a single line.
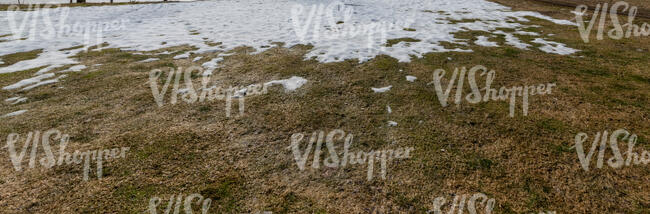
xmin=514 ymin=31 xmax=539 ymax=36
xmin=3 ymin=73 xmax=55 ymax=90
xmin=192 ymin=56 xmax=203 ymax=62
xmin=387 ymin=121 xmax=398 ymax=127
xmin=387 ymin=105 xmax=392 ymax=113
xmin=494 ymin=31 xmax=531 ymax=49
xmin=60 ymin=65 xmax=87 ymax=72
xmin=35 ymin=65 xmax=65 ymax=75
xmin=5 ymin=97 xmax=27 ymax=105
xmin=532 ymin=38 xmax=579 ymax=55
xmin=138 ymin=58 xmax=160 ymax=63
xmin=475 ymin=36 xmax=498 ymax=47
xmin=2 ymin=110 xmax=28 ymax=118
xmin=371 ymin=85 xmax=392 ymax=93
xmin=5 ymin=97 xmax=20 ymax=102
xmin=406 ymin=75 xmax=417 ymax=82
xmin=173 ymin=52 xmax=190 ymax=59
xmin=21 ymin=74 xmax=66 ymax=91
xmin=0 ymin=0 xmax=192 ymax=3
xmin=0 ymin=0 xmax=577 ymax=91
xmin=264 ymin=76 xmax=308 ymax=92
xmin=201 ymin=57 xmax=223 ymax=76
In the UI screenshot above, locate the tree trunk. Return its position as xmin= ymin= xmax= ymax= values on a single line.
xmin=77 ymin=0 xmax=86 ymax=3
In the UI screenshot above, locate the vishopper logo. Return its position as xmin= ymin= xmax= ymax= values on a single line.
xmin=6 ymin=4 xmax=129 ymax=52
xmin=574 ymin=129 xmax=648 ymax=171
xmin=148 ymin=66 xmax=268 ymax=118
xmin=429 ymin=193 xmax=495 ymax=214
xmin=289 ymin=129 xmax=414 ymax=181
xmin=575 ymin=1 xmax=649 ymax=43
xmin=3 ymin=129 xmax=130 ymax=181
xmin=148 ymin=193 xmax=212 ymax=214
xmin=428 ymin=65 xmax=556 ymax=117
xmin=290 ymin=0 xmax=415 ymax=54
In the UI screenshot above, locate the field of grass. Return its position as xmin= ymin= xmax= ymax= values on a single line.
xmin=0 ymin=0 xmax=648 ymax=213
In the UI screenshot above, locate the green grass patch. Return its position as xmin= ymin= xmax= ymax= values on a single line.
xmin=201 ymin=178 xmax=242 ymax=213
xmin=386 ymin=38 xmax=421 ymax=47
xmin=59 ymin=45 xmax=84 ymax=51
xmin=536 ymin=118 xmax=566 ymax=133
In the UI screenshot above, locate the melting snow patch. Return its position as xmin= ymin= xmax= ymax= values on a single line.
xmin=475 ymin=36 xmax=498 ymax=47
xmin=5 ymin=97 xmax=27 ymax=105
xmin=406 ymin=75 xmax=417 ymax=82
xmin=3 ymin=73 xmax=56 ymax=90
xmin=138 ymin=58 xmax=160 ymax=63
xmin=35 ymin=65 xmax=65 ymax=75
xmin=173 ymin=52 xmax=190 ymax=59
xmin=5 ymin=97 xmax=21 ymax=102
xmin=0 ymin=50 xmax=80 ymax=74
xmin=193 ymin=57 xmax=203 ymax=62
xmin=388 ymin=121 xmax=398 ymax=127
xmin=61 ymin=65 xmax=87 ymax=73
xmin=0 ymin=0 xmax=578 ymax=74
xmin=515 ymin=31 xmax=539 ymax=36
xmin=22 ymin=75 xmax=66 ymax=91
xmin=532 ymin=38 xmax=579 ymax=55
xmin=387 ymin=105 xmax=392 ymax=113
xmin=201 ymin=57 xmax=224 ymax=76
xmin=372 ymin=86 xmax=392 ymax=93
xmin=264 ymin=76 xmax=308 ymax=92
xmin=0 ymin=0 xmax=580 ymax=92
xmin=494 ymin=31 xmax=531 ymax=49
xmin=2 ymin=110 xmax=27 ymax=118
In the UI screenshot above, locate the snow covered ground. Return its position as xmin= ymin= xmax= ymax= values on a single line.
xmin=0 ymin=0 xmax=578 ymax=92
xmin=0 ymin=0 xmax=181 ymax=4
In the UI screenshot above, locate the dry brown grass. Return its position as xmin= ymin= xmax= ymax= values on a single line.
xmin=503 ymin=0 xmax=650 ymax=18
xmin=0 ymin=0 xmax=649 ymax=213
